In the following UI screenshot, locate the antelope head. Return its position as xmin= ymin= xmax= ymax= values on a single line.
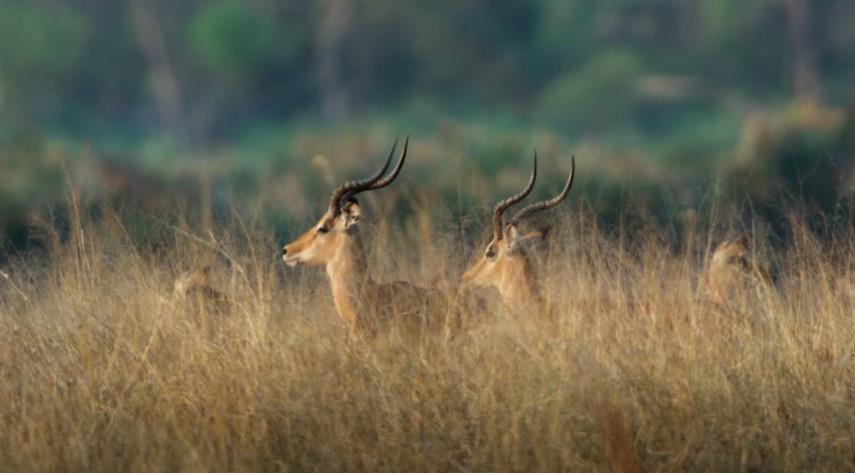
xmin=707 ymin=234 xmax=773 ymax=305
xmin=710 ymin=236 xmax=751 ymax=271
xmin=462 ymin=152 xmax=575 ymax=309
xmin=282 ymin=138 xmax=407 ymax=267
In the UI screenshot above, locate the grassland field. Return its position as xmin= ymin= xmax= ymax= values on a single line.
xmin=0 ymin=182 xmax=853 ymax=473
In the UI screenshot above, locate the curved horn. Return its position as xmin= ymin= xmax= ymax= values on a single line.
xmin=509 ymin=154 xmax=575 ymax=226
xmin=492 ymin=151 xmax=537 ymax=241
xmin=365 ymin=135 xmax=407 ymax=191
xmin=328 ymin=138 xmax=398 ymax=213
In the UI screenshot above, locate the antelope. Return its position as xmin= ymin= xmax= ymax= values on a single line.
xmin=462 ymin=152 xmax=575 ymax=322
xmin=282 ymin=138 xmax=445 ymax=336
xmin=836 ymin=275 xmax=855 ymax=302
xmin=172 ymin=265 xmax=231 ymax=314
xmin=706 ymin=235 xmax=774 ymax=307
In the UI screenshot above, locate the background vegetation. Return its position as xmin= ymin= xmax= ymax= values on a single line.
xmin=1 ymin=0 xmax=855 ymax=253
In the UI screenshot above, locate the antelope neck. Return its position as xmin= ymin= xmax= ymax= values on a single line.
xmin=497 ymin=257 xmax=544 ymax=314
xmin=325 ymin=229 xmax=374 ymax=324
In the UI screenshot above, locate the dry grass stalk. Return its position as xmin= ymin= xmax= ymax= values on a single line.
xmin=0 ymin=200 xmax=852 ymax=472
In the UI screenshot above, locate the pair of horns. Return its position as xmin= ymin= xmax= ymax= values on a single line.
xmin=492 ymin=152 xmax=575 ymax=241
xmin=328 ymin=136 xmax=408 ymax=214
xmin=327 ymin=140 xmax=575 ymax=238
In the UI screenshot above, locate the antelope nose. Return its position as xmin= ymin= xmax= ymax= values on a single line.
xmin=282 ymin=246 xmax=288 ymax=256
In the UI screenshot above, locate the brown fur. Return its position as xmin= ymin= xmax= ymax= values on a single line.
xmin=707 ymin=235 xmax=773 ymax=306
xmin=283 ymin=200 xmax=448 ymax=337
xmin=835 ymin=275 xmax=855 ymax=303
xmin=462 ymin=226 xmax=556 ymax=334
xmin=172 ymin=266 xmax=231 ymax=314
xmin=462 ymin=234 xmax=545 ymax=315
xmin=460 ymin=152 xmax=574 ymax=333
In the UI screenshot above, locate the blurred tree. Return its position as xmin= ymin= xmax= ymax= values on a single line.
xmin=188 ymin=1 xmax=278 ymax=83
xmin=131 ymin=0 xmax=185 ymax=139
xmin=700 ymin=0 xmax=789 ymax=96
xmin=316 ymin=0 xmax=352 ymax=123
xmin=185 ymin=0 xmax=290 ymax=137
xmin=782 ymin=0 xmax=820 ymax=102
xmin=0 ymin=2 xmax=89 ymax=119
xmin=534 ymin=0 xmax=601 ymax=74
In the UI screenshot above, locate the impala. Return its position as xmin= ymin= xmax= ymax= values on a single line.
xmin=462 ymin=152 xmax=575 ymax=319
xmin=706 ymin=235 xmax=773 ymax=306
xmin=172 ymin=265 xmax=231 ymax=314
xmin=282 ymin=138 xmax=444 ymax=336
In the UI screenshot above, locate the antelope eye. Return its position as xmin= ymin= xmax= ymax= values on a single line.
xmin=485 ymin=246 xmax=497 ymax=259
xmin=317 ymin=225 xmax=330 ymax=234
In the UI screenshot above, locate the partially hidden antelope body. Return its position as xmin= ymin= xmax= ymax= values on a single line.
xmin=706 ymin=235 xmax=774 ymax=307
xmin=462 ymin=152 xmax=575 ymax=321
xmin=282 ymin=138 xmax=445 ymax=336
xmin=173 ymin=265 xmax=230 ymax=309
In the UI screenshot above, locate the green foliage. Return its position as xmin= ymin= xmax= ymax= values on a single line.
xmin=654 ymin=108 xmax=742 ymax=164
xmin=700 ymin=0 xmax=790 ymax=94
xmin=0 ymin=0 xmax=850 ymax=141
xmin=534 ymin=0 xmax=598 ymax=63
xmin=703 ymin=0 xmax=762 ymax=46
xmin=0 ymin=3 xmax=88 ymax=104
xmin=187 ymin=1 xmax=278 ymax=82
xmin=537 ymin=50 xmax=646 ymax=133
xmin=0 ymin=0 xmax=853 ymax=180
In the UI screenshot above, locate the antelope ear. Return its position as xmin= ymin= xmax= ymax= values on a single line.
xmin=524 ymin=225 xmax=551 ymax=242
xmin=505 ymin=225 xmax=552 ymax=250
xmin=505 ymin=223 xmax=521 ymax=242
xmin=506 ymin=224 xmax=551 ymax=253
xmin=341 ymin=199 xmax=362 ymax=230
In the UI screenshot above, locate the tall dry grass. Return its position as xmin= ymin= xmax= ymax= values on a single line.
xmin=0 ymin=194 xmax=853 ymax=473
